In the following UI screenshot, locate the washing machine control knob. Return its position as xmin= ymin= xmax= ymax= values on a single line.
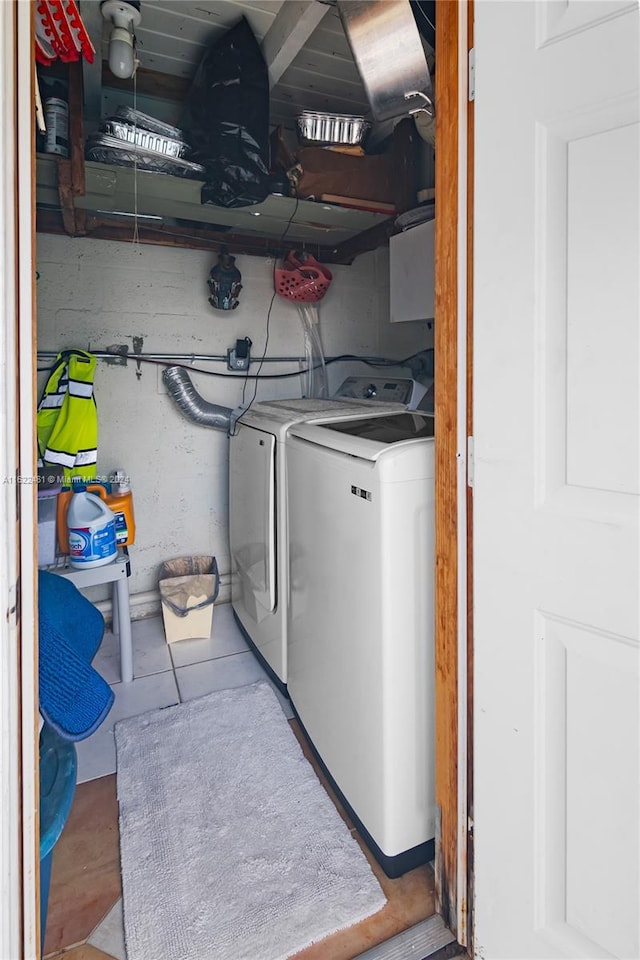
xmin=365 ymin=383 xmax=377 ymax=399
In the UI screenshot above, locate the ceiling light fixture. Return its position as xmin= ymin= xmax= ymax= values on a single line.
xmin=101 ymin=0 xmax=141 ymax=80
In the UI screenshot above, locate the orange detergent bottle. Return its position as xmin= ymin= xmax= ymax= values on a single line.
xmin=57 ymin=474 xmax=135 ymax=554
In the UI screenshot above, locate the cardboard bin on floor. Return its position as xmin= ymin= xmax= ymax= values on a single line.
xmin=158 ymin=555 xmax=219 ymax=643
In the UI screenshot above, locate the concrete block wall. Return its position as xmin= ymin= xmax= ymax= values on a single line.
xmin=36 ymin=234 xmax=431 ymax=615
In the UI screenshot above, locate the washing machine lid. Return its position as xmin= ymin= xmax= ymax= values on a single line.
xmin=237 ymin=397 xmax=405 ymax=439
xmin=323 ymin=412 xmax=434 ymax=443
xmin=290 ymin=412 xmax=435 ymax=463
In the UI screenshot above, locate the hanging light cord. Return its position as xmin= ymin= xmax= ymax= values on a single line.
xmin=131 ymin=52 xmax=140 ymax=246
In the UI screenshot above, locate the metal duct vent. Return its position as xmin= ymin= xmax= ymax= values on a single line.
xmin=337 ymin=0 xmax=434 ymax=122
xmin=163 ymin=366 xmax=233 ymax=432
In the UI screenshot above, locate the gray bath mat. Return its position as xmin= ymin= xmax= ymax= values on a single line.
xmin=115 ymin=681 xmax=386 ymax=960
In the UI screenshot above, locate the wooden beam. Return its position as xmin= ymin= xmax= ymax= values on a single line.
xmin=56 ymin=160 xmax=87 ymax=236
xmin=54 ymin=62 xmax=87 ymax=237
xmin=261 ymin=0 xmax=330 ymax=88
xmin=434 ymin=0 xmax=461 ymax=938
xmin=67 ymin=61 xmax=85 ymax=197
xmin=103 ymin=66 xmax=190 ymax=103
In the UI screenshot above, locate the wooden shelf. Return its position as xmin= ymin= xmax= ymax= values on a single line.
xmin=36 ymin=155 xmax=396 ymax=260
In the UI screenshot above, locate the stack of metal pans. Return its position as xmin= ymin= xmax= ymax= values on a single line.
xmin=86 ymin=107 xmax=204 ymax=179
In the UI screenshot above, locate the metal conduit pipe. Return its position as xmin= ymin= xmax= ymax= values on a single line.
xmin=36 ymin=350 xmax=401 ymax=364
xmin=162 ymin=366 xmax=233 ymax=432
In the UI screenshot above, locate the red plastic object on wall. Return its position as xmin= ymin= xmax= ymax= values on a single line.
xmin=274 ymin=251 xmax=333 ymax=303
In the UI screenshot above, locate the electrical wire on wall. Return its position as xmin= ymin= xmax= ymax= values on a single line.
xmin=233 ymin=195 xmax=301 ymax=431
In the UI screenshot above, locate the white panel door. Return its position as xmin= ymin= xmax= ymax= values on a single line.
xmin=473 ymin=3 xmax=639 ymax=958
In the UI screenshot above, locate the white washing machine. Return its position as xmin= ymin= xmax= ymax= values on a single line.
xmin=286 ymin=411 xmax=435 ymax=877
xmin=229 ymin=377 xmax=421 ymax=690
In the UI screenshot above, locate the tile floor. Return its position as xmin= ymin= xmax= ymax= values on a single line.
xmin=76 ymin=602 xmax=294 ymax=783
xmin=46 ymin=603 xmax=435 ymax=960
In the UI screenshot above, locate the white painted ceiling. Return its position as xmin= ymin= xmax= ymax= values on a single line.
xmin=104 ymin=0 xmax=371 ymax=129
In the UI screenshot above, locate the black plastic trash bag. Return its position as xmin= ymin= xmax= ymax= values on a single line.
xmin=183 ymin=17 xmax=270 ymax=208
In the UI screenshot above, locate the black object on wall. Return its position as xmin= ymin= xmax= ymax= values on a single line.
xmin=208 ymin=252 xmax=243 ymax=311
xmin=183 ymin=17 xmax=270 ymax=208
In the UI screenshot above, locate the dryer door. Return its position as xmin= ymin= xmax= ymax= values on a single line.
xmin=229 ymin=426 xmax=276 ymax=621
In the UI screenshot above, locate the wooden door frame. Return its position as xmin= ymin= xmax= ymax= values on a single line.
xmin=434 ymin=0 xmax=473 ymax=946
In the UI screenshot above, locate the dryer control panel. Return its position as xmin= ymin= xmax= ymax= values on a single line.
xmin=334 ymin=376 xmax=431 ymax=410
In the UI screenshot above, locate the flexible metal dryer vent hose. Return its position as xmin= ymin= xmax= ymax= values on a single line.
xmin=162 ymin=366 xmax=233 ymax=432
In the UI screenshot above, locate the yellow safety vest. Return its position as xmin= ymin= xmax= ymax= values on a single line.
xmin=37 ymin=351 xmax=99 ymax=484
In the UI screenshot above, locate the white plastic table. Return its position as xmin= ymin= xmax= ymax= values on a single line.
xmin=45 ymin=550 xmax=133 ymax=683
